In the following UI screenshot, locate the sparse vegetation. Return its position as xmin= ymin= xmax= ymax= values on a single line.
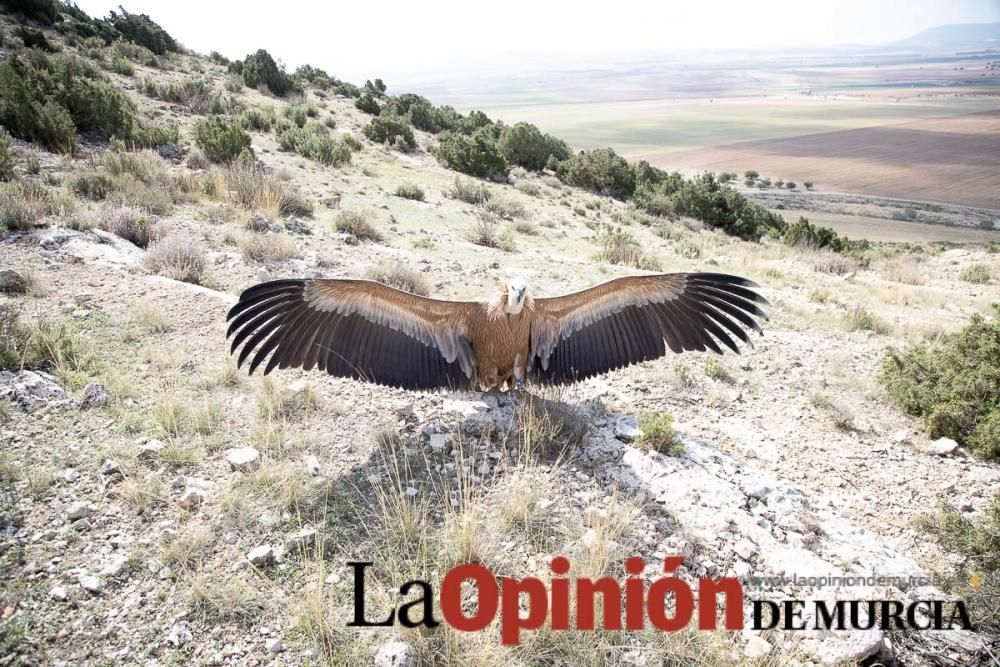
xmin=446 ymin=177 xmax=491 ymax=206
xmin=362 ymin=114 xmax=415 ymax=150
xmin=193 ymin=117 xmax=252 ymax=164
xmin=595 ymin=225 xmax=660 ymax=270
xmin=960 ymin=263 xmax=991 ymax=284
xmin=225 ymin=159 xmax=313 ymax=218
xmin=394 ymin=183 xmax=424 ymax=201
xmin=843 ymin=306 xmax=890 ymax=335
xmin=144 ymin=235 xmax=207 ymax=284
xmin=433 ymin=128 xmax=508 ymax=178
xmin=880 ymin=305 xmax=1000 ymax=460
xmin=238 ymin=233 xmax=301 ymax=263
xmin=915 ymin=496 xmax=1000 ymax=634
xmin=364 ymin=262 xmax=430 ymax=296
xmin=334 ymin=210 xmax=382 ymax=242
xmin=467 ymin=213 xmax=515 ymax=251
xmin=636 ymin=412 xmax=683 ymax=455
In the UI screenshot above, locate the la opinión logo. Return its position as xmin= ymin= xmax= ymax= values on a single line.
xmin=347 ymin=556 xmax=974 ymax=644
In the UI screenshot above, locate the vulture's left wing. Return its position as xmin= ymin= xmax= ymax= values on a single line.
xmin=226 ymin=279 xmax=478 ymax=390
xmin=529 ymin=273 xmax=767 ymax=384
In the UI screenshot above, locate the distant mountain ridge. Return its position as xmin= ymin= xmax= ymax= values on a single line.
xmin=896 ymin=22 xmax=1000 ymax=47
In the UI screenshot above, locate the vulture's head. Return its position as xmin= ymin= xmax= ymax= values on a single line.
xmin=501 ymin=278 xmax=529 ymax=314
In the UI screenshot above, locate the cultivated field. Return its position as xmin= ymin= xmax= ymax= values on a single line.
xmin=426 ymin=49 xmax=1000 ymax=216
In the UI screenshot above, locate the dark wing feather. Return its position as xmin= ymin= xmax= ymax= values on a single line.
xmin=226 ymin=279 xmax=478 ymax=390
xmin=529 ymin=273 xmax=767 ymax=385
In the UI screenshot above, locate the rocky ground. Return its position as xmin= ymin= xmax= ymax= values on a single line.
xmin=2 ymin=16 xmax=1000 ymax=667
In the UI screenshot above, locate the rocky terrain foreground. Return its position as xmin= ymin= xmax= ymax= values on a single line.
xmin=1 ymin=14 xmax=1000 ymax=666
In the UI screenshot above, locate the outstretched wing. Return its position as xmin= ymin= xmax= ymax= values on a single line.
xmin=529 ymin=273 xmax=767 ymax=385
xmin=226 ymin=279 xmax=478 ymax=390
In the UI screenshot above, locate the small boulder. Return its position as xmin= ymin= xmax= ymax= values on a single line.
xmin=81 ymin=383 xmax=112 ymax=408
xmin=744 ymin=636 xmax=772 ymax=659
xmin=156 ymin=143 xmax=187 ymax=161
xmin=374 ymin=641 xmax=415 ymax=667
xmin=137 ymin=439 xmax=166 ymax=461
xmin=178 ymin=478 xmax=212 ymax=509
xmin=224 ymin=447 xmax=260 ymax=472
xmin=0 ymin=269 xmax=28 ymax=293
xmin=614 ymin=416 xmax=642 ymax=442
xmin=166 ymin=624 xmax=193 ymax=647
xmin=928 ymin=437 xmax=959 ymax=456
xmin=265 ymin=637 xmax=284 ymax=653
xmin=247 ymin=545 xmax=275 ymax=566
xmin=66 ymin=501 xmax=95 ymax=521
xmin=49 ymin=586 xmax=68 ymax=601
xmin=78 ymin=574 xmax=102 ymax=595
xmin=284 ymin=526 xmax=317 ymax=553
xmin=246 ymin=213 xmax=269 ymax=232
xmin=285 ymin=218 xmax=312 ymax=235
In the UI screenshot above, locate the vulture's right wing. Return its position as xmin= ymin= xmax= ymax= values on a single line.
xmin=226 ymin=279 xmax=477 ymax=390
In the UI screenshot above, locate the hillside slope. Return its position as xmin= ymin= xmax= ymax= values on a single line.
xmin=1 ymin=7 xmax=999 ymax=666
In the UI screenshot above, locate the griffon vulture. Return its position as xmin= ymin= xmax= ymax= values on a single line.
xmin=226 ymin=273 xmax=767 ymax=391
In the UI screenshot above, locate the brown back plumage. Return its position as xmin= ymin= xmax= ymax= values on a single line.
xmin=225 ymin=273 xmax=768 ymax=391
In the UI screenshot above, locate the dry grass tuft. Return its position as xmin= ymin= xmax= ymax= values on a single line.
xmin=145 ymin=235 xmax=207 ymax=284
xmin=334 ymin=210 xmax=382 ymax=242
xmin=238 ymin=233 xmax=301 ymax=263
xmin=365 ymin=262 xmax=430 ymax=296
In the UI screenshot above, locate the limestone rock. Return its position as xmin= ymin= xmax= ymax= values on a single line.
xmin=224 ymin=447 xmax=260 ymax=472
xmin=81 ymin=383 xmax=112 ymax=408
xmin=374 ymin=641 xmax=415 ymax=667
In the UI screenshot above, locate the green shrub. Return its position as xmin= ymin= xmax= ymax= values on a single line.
xmin=237 ymin=49 xmax=294 ymax=96
xmin=395 ymin=183 xmax=424 ymax=201
xmin=275 ymin=122 xmax=354 ymax=166
xmin=6 ymin=0 xmax=60 ymax=23
xmin=804 ymin=181 xmax=814 ymax=190
xmin=915 ymin=496 xmax=1000 ymax=633
xmin=0 ymin=132 xmax=13 ymax=182
xmin=355 ymin=92 xmax=381 ymax=115
xmin=108 ymin=40 xmax=158 ymax=66
xmin=446 ymin=178 xmax=492 ymax=206
xmin=960 ymin=264 xmax=991 ymax=284
xmin=557 ymin=147 xmax=635 ymax=199
xmin=105 ymin=8 xmax=178 ymax=54
xmin=880 ymin=305 xmax=1000 ymax=460
xmin=783 ymin=216 xmax=868 ymax=256
xmin=786 ymin=181 xmax=796 ymax=189
xmin=70 ymin=171 xmax=117 ymax=200
xmin=636 ymin=413 xmax=682 ymax=455
xmin=110 ymin=55 xmax=134 ymax=76
xmin=498 ymin=122 xmax=558 ymax=171
xmin=193 ymin=117 xmax=253 ymax=163
xmin=744 ymin=170 xmax=759 ymax=179
xmin=17 ymin=26 xmax=57 ymax=51
xmin=240 ymin=106 xmax=276 ymax=132
xmin=484 ymin=193 xmax=527 ymax=220
xmin=515 ymin=181 xmax=540 ymax=197
xmin=283 ymin=102 xmax=317 ymax=128
xmin=362 ymin=114 xmax=415 ymax=150
xmin=0 ymin=52 xmax=168 ymax=153
xmin=433 ymin=128 xmax=507 ymax=178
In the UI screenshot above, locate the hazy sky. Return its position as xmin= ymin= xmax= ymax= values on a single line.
xmin=74 ymin=0 xmax=1000 ymax=84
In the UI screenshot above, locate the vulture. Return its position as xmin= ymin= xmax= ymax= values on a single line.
xmin=226 ymin=273 xmax=767 ymax=391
